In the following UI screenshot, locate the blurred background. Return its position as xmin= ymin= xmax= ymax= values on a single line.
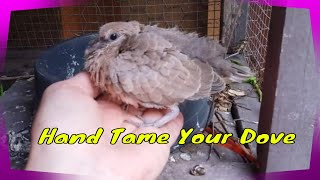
xmin=4 ymin=0 xmax=272 ymax=90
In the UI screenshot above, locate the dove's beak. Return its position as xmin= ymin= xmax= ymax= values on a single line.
xmin=85 ymin=38 xmax=109 ymax=58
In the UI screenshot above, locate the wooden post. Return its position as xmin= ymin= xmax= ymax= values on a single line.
xmin=60 ymin=7 xmax=82 ymax=39
xmin=257 ymin=7 xmax=319 ymax=174
xmin=207 ymin=0 xmax=221 ymax=40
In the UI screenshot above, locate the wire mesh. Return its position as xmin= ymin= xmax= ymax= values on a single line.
xmin=244 ymin=0 xmax=272 ymax=85
xmin=8 ymin=8 xmax=62 ymax=49
xmin=7 ymin=0 xmax=222 ymax=50
xmin=221 ymin=0 xmax=243 ymax=48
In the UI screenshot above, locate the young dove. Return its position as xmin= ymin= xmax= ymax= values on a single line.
xmin=84 ymin=21 xmax=253 ymax=128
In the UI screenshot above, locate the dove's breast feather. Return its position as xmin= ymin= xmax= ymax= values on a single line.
xmin=111 ymin=49 xmax=202 ymax=107
xmin=108 ymin=32 xmax=225 ymax=109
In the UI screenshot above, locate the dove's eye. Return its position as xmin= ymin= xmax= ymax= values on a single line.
xmin=109 ymin=33 xmax=118 ymax=41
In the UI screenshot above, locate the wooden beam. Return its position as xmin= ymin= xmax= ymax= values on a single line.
xmin=59 ymin=7 xmax=82 ymax=39
xmin=257 ymin=7 xmax=319 ymax=174
xmin=257 ymin=6 xmax=286 ymax=173
xmin=207 ymin=0 xmax=221 ymax=40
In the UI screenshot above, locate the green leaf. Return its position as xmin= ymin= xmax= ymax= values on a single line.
xmin=243 ymin=76 xmax=262 ymax=102
xmin=230 ymin=59 xmax=244 ymax=66
xmin=0 ymin=84 xmax=3 ymax=96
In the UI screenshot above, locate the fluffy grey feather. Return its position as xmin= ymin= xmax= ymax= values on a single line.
xmin=83 ymin=21 xmax=252 ymax=127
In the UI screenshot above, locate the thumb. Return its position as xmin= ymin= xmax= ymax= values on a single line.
xmin=134 ymin=110 xmax=184 ymax=148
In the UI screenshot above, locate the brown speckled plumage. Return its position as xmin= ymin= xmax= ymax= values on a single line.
xmin=84 ymin=21 xmax=251 ymax=127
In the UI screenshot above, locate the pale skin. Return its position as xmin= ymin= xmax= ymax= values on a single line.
xmin=25 ymin=72 xmax=183 ymax=180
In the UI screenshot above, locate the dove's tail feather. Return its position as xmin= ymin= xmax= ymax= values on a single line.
xmin=207 ymin=57 xmax=255 ymax=83
xmin=188 ymin=60 xmax=226 ymax=101
xmin=228 ymin=62 xmax=255 ymax=83
xmin=144 ymin=24 xmax=254 ymax=83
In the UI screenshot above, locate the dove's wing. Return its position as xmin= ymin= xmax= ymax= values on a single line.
xmin=109 ymin=32 xmax=223 ymax=107
xmin=143 ymin=25 xmax=226 ymax=60
xmin=188 ymin=60 xmax=226 ymax=100
xmin=143 ymin=25 xmax=254 ymax=82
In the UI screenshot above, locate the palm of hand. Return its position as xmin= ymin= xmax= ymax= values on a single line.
xmin=26 ymin=72 xmax=183 ymax=180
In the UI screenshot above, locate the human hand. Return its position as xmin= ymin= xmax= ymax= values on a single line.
xmin=25 ymin=72 xmax=183 ymax=180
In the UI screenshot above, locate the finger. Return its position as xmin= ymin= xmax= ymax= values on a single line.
xmin=96 ymin=99 xmax=125 ymax=125
xmin=64 ymin=72 xmax=100 ymax=98
xmin=158 ymin=113 xmax=184 ymax=147
xmin=133 ymin=112 xmax=183 ymax=147
xmin=140 ymin=109 xmax=166 ymax=124
xmin=123 ymin=113 xmax=183 ymax=172
xmin=96 ymin=94 xmax=144 ymax=132
xmin=96 ymin=98 xmax=139 ymax=133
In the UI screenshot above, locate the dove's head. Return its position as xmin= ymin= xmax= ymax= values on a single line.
xmin=84 ymin=21 xmax=142 ymax=58
xmin=84 ymin=21 xmax=142 ymax=89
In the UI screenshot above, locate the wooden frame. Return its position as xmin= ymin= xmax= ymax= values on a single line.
xmin=207 ymin=0 xmax=223 ymax=40
xmin=258 ymin=7 xmax=319 ymax=175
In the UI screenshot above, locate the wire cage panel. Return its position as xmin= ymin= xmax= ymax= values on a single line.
xmin=7 ymin=0 xmax=223 ymax=50
xmin=8 ymin=8 xmax=62 ymax=49
xmin=244 ymin=0 xmax=272 ymax=84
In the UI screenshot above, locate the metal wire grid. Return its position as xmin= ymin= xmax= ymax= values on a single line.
xmin=7 ymin=0 xmax=222 ymax=50
xmin=8 ymin=8 xmax=62 ymax=49
xmin=244 ymin=0 xmax=272 ymax=84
